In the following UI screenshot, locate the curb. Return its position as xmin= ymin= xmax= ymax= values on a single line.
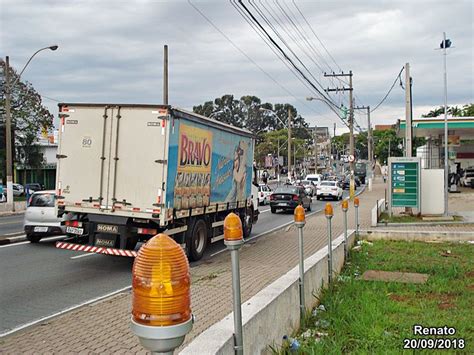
xmin=376 ymin=221 xmax=474 ymax=227
xmin=0 ymin=234 xmax=27 ymax=245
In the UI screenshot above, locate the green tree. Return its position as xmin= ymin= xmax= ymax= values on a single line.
xmin=461 ymin=103 xmax=474 ymax=116
xmin=0 ymin=59 xmax=53 ymax=183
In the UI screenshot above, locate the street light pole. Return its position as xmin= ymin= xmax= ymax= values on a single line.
xmin=4 ymin=45 xmax=58 ymax=211
xmin=442 ymin=32 xmax=450 ymax=216
xmin=288 ymin=107 xmax=292 ymax=181
xmin=4 ymin=56 xmax=14 ymax=210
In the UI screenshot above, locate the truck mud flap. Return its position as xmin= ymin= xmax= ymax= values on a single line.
xmin=56 ymin=241 xmax=138 ymax=257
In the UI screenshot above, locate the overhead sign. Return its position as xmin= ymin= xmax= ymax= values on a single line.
xmin=388 ymin=157 xmax=420 ymax=211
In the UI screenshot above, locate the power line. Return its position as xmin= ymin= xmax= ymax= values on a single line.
xmin=234 ymin=1 xmax=340 ymax=112
xmin=370 ymin=67 xmax=405 ymax=113
xmin=187 ymin=0 xmax=323 ymax=116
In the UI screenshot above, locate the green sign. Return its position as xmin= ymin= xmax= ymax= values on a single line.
xmin=390 ymin=159 xmax=419 ymax=208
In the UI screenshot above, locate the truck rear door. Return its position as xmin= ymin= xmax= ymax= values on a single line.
xmin=57 ymin=104 xmax=168 ymax=217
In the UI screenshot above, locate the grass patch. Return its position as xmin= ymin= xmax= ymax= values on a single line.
xmin=379 ymin=212 xmax=463 ymax=223
xmin=275 ymin=241 xmax=474 ymax=354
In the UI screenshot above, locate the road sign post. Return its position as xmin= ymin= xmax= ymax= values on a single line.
xmin=388 ymin=157 xmax=421 ymax=217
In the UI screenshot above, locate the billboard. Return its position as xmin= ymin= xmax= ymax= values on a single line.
xmin=166 ymin=120 xmax=253 ymax=210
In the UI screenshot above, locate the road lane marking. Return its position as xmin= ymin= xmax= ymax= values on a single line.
xmin=70 ymin=253 xmax=98 ymax=259
xmin=0 ymin=285 xmax=132 ymax=338
xmin=0 ymin=235 xmax=66 ymax=248
xmin=0 ymin=220 xmax=21 ymax=225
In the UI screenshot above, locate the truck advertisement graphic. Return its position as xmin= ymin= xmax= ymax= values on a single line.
xmin=166 ymin=120 xmax=253 ymax=209
xmin=174 ymin=124 xmax=212 ymax=210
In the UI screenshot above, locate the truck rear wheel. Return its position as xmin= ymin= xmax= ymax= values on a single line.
xmin=186 ymin=218 xmax=208 ymax=261
xmin=26 ymin=234 xmax=42 ymax=243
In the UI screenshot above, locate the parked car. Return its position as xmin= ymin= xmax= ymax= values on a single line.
xmin=460 ymin=168 xmax=474 ymax=187
xmin=316 ymin=180 xmax=343 ymax=200
xmin=24 ymin=191 xmax=65 ymax=243
xmin=12 ymin=183 xmax=24 ymax=196
xmin=269 ymin=186 xmax=311 ymax=213
xmin=258 ymin=184 xmax=272 ymax=205
xmin=25 ymin=183 xmax=43 ymax=193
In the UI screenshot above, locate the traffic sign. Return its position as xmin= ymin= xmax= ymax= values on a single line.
xmin=348 ymin=155 xmax=355 ymax=163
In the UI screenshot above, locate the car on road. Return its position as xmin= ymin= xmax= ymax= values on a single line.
xmin=269 ymin=186 xmax=311 ymax=213
xmin=305 ymin=174 xmax=322 ymax=187
xmin=258 ymin=184 xmax=272 ymax=205
xmin=316 ymin=180 xmax=343 ymax=200
xmin=342 ymin=176 xmax=357 ymax=190
xmin=460 ymin=168 xmax=474 ymax=187
xmin=299 ymin=180 xmax=316 ymax=196
xmin=24 ymin=191 xmax=65 ymax=243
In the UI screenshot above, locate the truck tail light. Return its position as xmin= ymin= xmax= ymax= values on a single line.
xmin=137 ymin=228 xmax=158 ymax=235
xmin=65 ymin=220 xmax=82 ymax=227
xmin=269 ymin=194 xmax=275 ymax=201
xmin=292 ymin=194 xmax=299 ymax=201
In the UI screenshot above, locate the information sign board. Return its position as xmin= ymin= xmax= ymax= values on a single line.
xmin=388 ymin=157 xmax=420 ymax=211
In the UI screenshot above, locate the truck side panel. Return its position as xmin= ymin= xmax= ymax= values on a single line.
xmin=165 ymin=117 xmax=253 ymax=210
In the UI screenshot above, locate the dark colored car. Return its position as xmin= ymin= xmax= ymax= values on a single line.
xmin=25 ymin=183 xmax=43 ymax=192
xmin=342 ymin=176 xmax=358 ymax=190
xmin=270 ymin=186 xmax=311 ymax=214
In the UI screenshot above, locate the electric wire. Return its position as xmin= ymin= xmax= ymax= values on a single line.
xmin=235 ymin=0 xmax=343 ymax=117
xmin=370 ymin=67 xmax=405 ymax=113
xmin=187 ymin=0 xmax=325 ymax=117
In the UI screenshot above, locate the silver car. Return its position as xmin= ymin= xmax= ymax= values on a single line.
xmin=24 ymin=191 xmax=65 ymax=243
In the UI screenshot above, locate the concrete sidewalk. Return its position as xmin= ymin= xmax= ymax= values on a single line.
xmin=0 ymin=177 xmax=469 ymax=354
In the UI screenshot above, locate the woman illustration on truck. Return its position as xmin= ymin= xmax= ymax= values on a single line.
xmin=226 ymin=140 xmax=249 ymax=202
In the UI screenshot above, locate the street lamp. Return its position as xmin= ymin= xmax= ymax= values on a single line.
xmin=4 ymin=45 xmax=59 ymax=211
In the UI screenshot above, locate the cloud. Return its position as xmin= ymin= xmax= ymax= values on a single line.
xmin=0 ymin=0 xmax=472 ymax=131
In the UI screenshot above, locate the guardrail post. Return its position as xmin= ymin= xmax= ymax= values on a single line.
xmin=341 ymin=199 xmax=349 ymax=258
xmin=325 ymin=203 xmax=334 ymax=284
xmin=224 ymin=213 xmax=245 ymax=355
xmin=354 ymin=197 xmax=360 ymax=236
xmin=294 ymin=205 xmax=306 ymax=321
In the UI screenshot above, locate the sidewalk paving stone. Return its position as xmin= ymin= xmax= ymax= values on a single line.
xmin=1 ymin=177 xmax=472 ymax=354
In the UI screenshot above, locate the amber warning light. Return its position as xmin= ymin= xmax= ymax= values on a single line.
xmin=130 ymin=233 xmax=193 ymax=353
xmin=325 ymin=203 xmax=333 ymax=217
xmin=294 ymin=204 xmax=305 ymax=224
xmin=342 ymin=199 xmax=349 ymax=211
xmin=354 ymin=197 xmax=360 ymax=207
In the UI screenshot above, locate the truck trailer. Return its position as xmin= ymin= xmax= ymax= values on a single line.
xmin=55 ymin=103 xmax=259 ymax=260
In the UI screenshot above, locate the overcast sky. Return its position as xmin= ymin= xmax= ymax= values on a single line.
xmin=1 ymin=0 xmax=472 ymax=134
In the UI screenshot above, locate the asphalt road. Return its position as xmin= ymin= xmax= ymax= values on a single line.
xmin=0 ymin=213 xmax=25 ymax=236
xmin=0 ymin=186 xmax=359 ymax=336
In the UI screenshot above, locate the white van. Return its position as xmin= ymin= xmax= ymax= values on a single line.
xmin=305 ymin=174 xmax=322 ymax=187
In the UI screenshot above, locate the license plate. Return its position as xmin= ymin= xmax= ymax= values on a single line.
xmin=96 ymin=224 xmax=119 ymax=234
xmin=34 ymin=226 xmax=48 ymax=233
xmin=95 ymin=238 xmax=115 ymax=248
xmin=278 ymin=203 xmax=288 ymax=206
xmin=66 ymin=226 xmax=83 ymax=235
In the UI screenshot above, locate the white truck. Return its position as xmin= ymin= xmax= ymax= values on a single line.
xmin=55 ymin=103 xmax=259 ymax=260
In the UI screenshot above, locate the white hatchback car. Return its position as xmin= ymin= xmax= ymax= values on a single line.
xmin=316 ymin=180 xmax=343 ymax=201
xmin=258 ymin=184 xmax=273 ymax=205
xmin=24 ymin=191 xmax=65 ymax=243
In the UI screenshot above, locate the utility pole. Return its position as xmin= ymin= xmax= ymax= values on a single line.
xmin=313 ymin=126 xmax=318 ymax=174
xmin=405 ymin=63 xmax=412 ymax=157
xmin=354 ymin=105 xmax=373 ymax=190
xmin=287 ymin=107 xmax=292 ymax=181
xmin=277 ymin=137 xmax=280 ymax=182
xmin=163 ymin=45 xmax=168 ymax=105
xmin=325 ymin=71 xmax=354 ymax=199
xmin=4 ymin=56 xmax=14 ymax=211
xmin=441 ymin=32 xmax=451 ymax=216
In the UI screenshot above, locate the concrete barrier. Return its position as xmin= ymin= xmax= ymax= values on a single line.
xmin=361 ymin=229 xmax=474 ymax=242
xmin=371 ymin=198 xmax=385 ymax=227
xmin=180 ymin=230 xmax=356 ymax=355
xmin=0 ymin=201 xmax=26 ymax=214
